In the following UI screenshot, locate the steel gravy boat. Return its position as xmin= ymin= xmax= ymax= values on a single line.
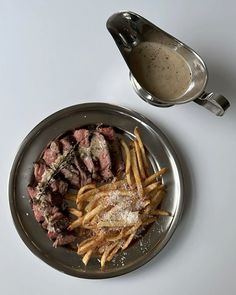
xmin=107 ymin=11 xmax=230 ymax=116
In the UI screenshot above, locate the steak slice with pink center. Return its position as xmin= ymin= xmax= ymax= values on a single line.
xmin=60 ymin=137 xmax=73 ymax=152
xmin=27 ymin=185 xmax=38 ymax=200
xmin=90 ymin=131 xmax=113 ymax=180
xmin=60 ymin=165 xmax=80 ymax=188
xmin=33 ymin=161 xmax=47 ymax=182
xmin=74 ymin=129 xmax=97 ymax=177
xmin=32 ymin=203 xmax=44 ymax=222
xmin=98 ymin=126 xmax=124 ymax=174
xmin=43 ymin=141 xmax=61 ymax=165
xmin=73 ymin=129 xmax=90 ymax=147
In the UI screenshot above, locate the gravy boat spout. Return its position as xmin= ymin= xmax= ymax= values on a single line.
xmin=106 ymin=11 xmax=230 ymax=116
xmin=106 ymin=11 xmax=145 ymax=55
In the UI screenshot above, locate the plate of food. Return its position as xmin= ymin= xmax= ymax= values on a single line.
xmin=9 ymin=103 xmax=183 ymax=278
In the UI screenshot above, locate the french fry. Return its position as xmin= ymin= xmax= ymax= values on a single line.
xmin=85 ymin=198 xmax=99 ymax=213
xmin=143 ymin=199 xmax=151 ymax=207
xmin=143 ymin=190 xmax=165 ymax=215
xmin=122 ymin=232 xmax=136 ymax=250
xmin=82 ymin=205 xmax=103 ymax=225
xmin=82 ymin=249 xmax=93 ymax=266
xmin=68 ymin=208 xmax=82 ymax=217
xmin=77 ymin=180 xmax=125 ymax=203
xmin=85 ymin=188 xmax=131 ymax=213
xmin=76 ymin=201 xmax=84 ymax=211
xmin=142 ymin=217 xmax=157 ymax=225
xmin=84 ymin=192 xmax=108 ymax=212
xmin=143 ymin=168 xmax=167 ymax=187
xmin=134 ymin=127 xmax=149 ymax=173
xmin=77 ymin=188 xmax=100 ymax=203
xmin=101 ymin=242 xmax=119 ymax=269
xmin=151 ymin=190 xmax=165 ymax=209
xmin=120 ymin=139 xmax=132 ymax=187
xmin=77 ymin=234 xmax=104 ymax=255
xmin=98 ymin=245 xmax=106 ymax=254
xmin=77 ymin=240 xmax=96 ymax=255
xmin=67 ymin=217 xmax=84 ymax=230
xmin=107 ymin=243 xmax=121 ymax=262
xmin=77 ymin=183 xmax=96 ymax=195
xmin=125 ymin=220 xmax=142 ymax=236
xmin=134 ymin=139 xmax=146 ymax=179
xmin=79 ymin=237 xmax=94 ymax=248
xmin=151 ymin=209 xmax=171 ymax=216
xmin=120 ymin=139 xmax=131 ymax=173
xmin=144 ymin=182 xmax=161 ymax=194
xmin=130 ymin=148 xmax=143 ymax=196
xmin=106 ymin=230 xmax=124 ymax=242
xmin=94 ymin=180 xmax=126 ymax=193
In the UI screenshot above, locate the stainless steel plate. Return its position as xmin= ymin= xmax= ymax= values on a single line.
xmin=9 ymin=103 xmax=183 ymax=279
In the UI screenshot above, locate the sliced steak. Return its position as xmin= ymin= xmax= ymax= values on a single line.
xmin=90 ymin=131 xmax=113 ymax=180
xmin=27 ymin=185 xmax=38 ymax=199
xmin=44 ymin=205 xmax=59 ymax=216
xmin=32 ymin=203 xmax=44 ymax=222
xmin=33 ymin=161 xmax=47 ymax=182
xmin=49 ymin=179 xmax=68 ymax=195
xmin=53 ymin=217 xmax=70 ymax=232
xmin=97 ymin=126 xmax=116 ymax=141
xmin=60 ymin=165 xmax=80 ymax=188
xmin=74 ymin=128 xmax=97 ymax=176
xmin=74 ymin=129 xmax=90 ymax=146
xmin=49 ymin=211 xmax=70 ymax=232
xmin=74 ymin=156 xmax=92 ymax=186
xmin=110 ymin=141 xmax=125 ymax=173
xmin=42 ymin=219 xmax=48 ymax=230
xmin=28 ymin=125 xmax=124 ymax=249
xmin=53 ymin=234 xmax=76 ymax=247
xmin=60 ymin=136 xmax=73 ymax=152
xmin=48 ymin=230 xmax=58 ymax=240
xmin=43 ymin=141 xmax=61 ymax=165
xmin=44 ymin=191 xmax=63 ymax=207
xmin=50 ymin=211 xmax=65 ymax=223
xmin=98 ymin=126 xmax=124 ymax=174
xmin=82 ymin=155 xmax=96 ymax=174
xmin=40 ymin=202 xmax=69 ymax=234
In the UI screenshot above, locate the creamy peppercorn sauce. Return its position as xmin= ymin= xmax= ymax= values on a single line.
xmin=128 ymin=41 xmax=192 ymax=101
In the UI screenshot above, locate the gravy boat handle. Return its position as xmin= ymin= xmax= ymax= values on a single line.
xmin=194 ymin=92 xmax=230 ymax=116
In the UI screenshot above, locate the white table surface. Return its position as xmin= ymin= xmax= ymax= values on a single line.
xmin=1 ymin=0 xmax=236 ymax=294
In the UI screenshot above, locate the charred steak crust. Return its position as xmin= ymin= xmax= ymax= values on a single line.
xmin=27 ymin=125 xmax=124 ymax=248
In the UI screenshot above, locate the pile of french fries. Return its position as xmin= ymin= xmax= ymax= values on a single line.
xmin=66 ymin=127 xmax=170 ymax=268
